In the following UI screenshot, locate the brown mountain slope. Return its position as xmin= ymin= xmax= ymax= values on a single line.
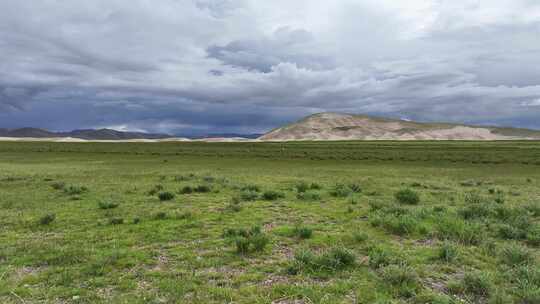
xmin=258 ymin=113 xmax=540 ymax=141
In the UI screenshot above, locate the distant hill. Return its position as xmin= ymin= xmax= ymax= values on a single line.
xmin=0 ymin=128 xmax=171 ymax=140
xmin=258 ymin=112 xmax=540 ymax=141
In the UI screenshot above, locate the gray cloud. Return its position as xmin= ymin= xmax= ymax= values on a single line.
xmin=1 ymin=0 xmax=540 ymax=134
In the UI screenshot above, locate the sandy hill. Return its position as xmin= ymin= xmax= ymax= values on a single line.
xmin=258 ymin=112 xmax=540 ymax=141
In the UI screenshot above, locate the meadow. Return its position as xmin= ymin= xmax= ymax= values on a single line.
xmin=0 ymin=141 xmax=539 ymax=303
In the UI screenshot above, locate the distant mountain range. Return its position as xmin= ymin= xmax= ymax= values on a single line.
xmin=0 ymin=128 xmax=262 ymax=140
xmin=259 ymin=112 xmax=540 ymax=141
xmin=0 ymin=128 xmax=171 ymax=140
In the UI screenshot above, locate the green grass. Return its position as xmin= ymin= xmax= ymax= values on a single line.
xmin=0 ymin=140 xmax=539 ymax=303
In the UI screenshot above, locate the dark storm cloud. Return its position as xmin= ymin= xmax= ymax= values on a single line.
xmin=1 ymin=0 xmax=540 ymax=134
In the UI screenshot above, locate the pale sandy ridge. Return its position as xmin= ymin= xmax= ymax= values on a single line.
xmin=258 ymin=112 xmax=540 ymax=141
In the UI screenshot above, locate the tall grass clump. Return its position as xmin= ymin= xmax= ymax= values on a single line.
xmin=380 ymin=264 xmax=420 ymax=298
xmin=224 ymin=226 xmax=269 ymax=254
xmin=437 ymin=242 xmax=458 ymax=263
xmin=330 ymin=183 xmax=353 ymax=197
xmin=289 ymin=247 xmax=355 ymax=274
xmin=436 ymin=217 xmax=484 ymax=245
xmin=64 ymin=185 xmax=88 ymax=195
xmin=449 ymin=271 xmax=493 ymax=298
xmin=98 ymin=200 xmax=119 ymax=210
xmin=395 ymin=189 xmax=420 ymax=205
xmin=500 ymin=244 xmax=533 ymax=267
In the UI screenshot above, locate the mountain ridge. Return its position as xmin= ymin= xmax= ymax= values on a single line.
xmin=258 ymin=112 xmax=540 ymax=141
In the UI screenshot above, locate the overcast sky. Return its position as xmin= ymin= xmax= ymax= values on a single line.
xmin=1 ymin=0 xmax=540 ymax=135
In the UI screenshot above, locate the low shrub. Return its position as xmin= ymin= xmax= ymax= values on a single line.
xmin=240 ymin=190 xmax=258 ymax=201
xmin=352 ymin=232 xmax=368 ymax=243
xmin=179 ymin=186 xmax=193 ymax=194
xmin=132 ymin=217 xmax=141 ymax=224
xmin=329 ymin=183 xmax=353 ymax=197
xmin=158 ymin=191 xmax=175 ymax=201
xmin=39 ymin=214 xmax=56 ymax=225
xmin=294 ymin=181 xmax=309 ymax=193
xmin=64 ymin=185 xmax=88 ymax=195
xmin=194 ymin=185 xmax=211 ymax=193
xmin=98 ymin=200 xmax=119 ymax=210
xmin=395 ymin=189 xmax=420 ymax=205
xmin=262 ymin=190 xmax=284 ymax=201
xmin=227 ymin=226 xmax=269 ymax=254
xmin=293 ymin=226 xmax=313 ymax=239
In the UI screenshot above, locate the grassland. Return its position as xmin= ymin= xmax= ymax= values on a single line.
xmin=0 ymin=141 xmax=539 ymax=303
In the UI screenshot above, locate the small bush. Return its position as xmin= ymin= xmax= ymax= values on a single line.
xmin=395 ymin=189 xmax=420 ymax=205
xmin=296 ymin=191 xmax=321 ymax=201
xmin=240 ymin=190 xmax=258 ymax=201
xmin=226 ymin=202 xmax=242 ymax=212
xmin=352 ymin=232 xmax=368 ymax=243
xmin=500 ymin=244 xmax=533 ymax=267
xmin=309 ymin=183 xmax=322 ymax=190
xmin=330 ymin=183 xmax=353 ymax=197
xmin=64 ymin=185 xmax=88 ymax=195
xmin=194 ymin=185 xmax=211 ymax=193
xmin=437 ymin=242 xmax=458 ymax=263
xmin=98 ymin=200 xmax=119 ymax=210
xmin=51 ymin=182 xmax=65 ymax=190
xmin=158 ymin=191 xmax=175 ymax=201
xmin=109 ymin=218 xmax=124 ymax=225
xmin=132 ymin=217 xmax=141 ymax=224
xmin=39 ymin=214 xmax=56 ymax=225
xmin=262 ymin=190 xmax=284 ymax=201
xmin=235 ymin=237 xmax=251 ymax=254
xmin=250 ymin=234 xmax=269 ymax=252
xmin=179 ymin=186 xmax=193 ymax=194
xmin=229 ymin=226 xmax=269 ymax=254
xmin=293 ymin=226 xmax=313 ymax=239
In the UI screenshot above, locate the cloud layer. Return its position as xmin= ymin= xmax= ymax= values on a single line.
xmin=1 ymin=0 xmax=540 ymax=134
